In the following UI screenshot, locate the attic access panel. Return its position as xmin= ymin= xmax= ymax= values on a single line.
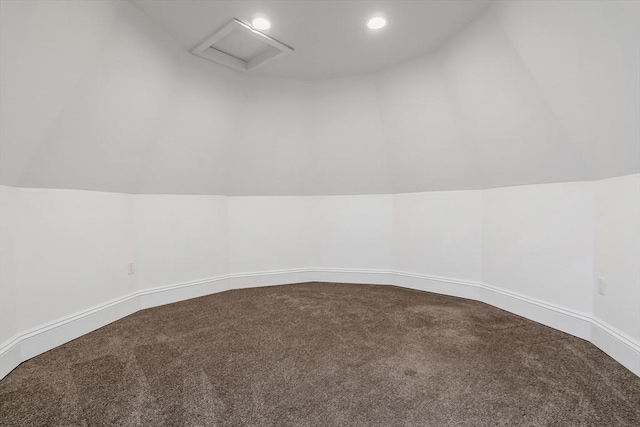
xmin=191 ymin=19 xmax=293 ymax=72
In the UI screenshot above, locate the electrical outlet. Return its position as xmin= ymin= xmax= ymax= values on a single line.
xmin=597 ymin=276 xmax=606 ymax=295
xmin=128 ymin=262 xmax=135 ymax=275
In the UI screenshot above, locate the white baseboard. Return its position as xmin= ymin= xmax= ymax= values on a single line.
xmin=590 ymin=318 xmax=640 ymax=375
xmin=2 ymin=268 xmax=638 ymax=379
xmin=0 ymin=294 xmax=141 ymax=379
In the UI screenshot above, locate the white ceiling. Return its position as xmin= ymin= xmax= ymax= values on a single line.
xmin=1 ymin=0 xmax=638 ymax=196
xmin=131 ymin=0 xmax=491 ymax=79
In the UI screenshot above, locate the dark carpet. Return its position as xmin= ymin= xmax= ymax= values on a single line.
xmin=1 ymin=283 xmax=639 ymax=426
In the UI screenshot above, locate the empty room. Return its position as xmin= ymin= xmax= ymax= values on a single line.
xmin=1 ymin=0 xmax=639 ymax=425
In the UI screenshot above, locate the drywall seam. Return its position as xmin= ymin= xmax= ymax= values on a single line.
xmin=1 ymin=268 xmax=638 ymax=379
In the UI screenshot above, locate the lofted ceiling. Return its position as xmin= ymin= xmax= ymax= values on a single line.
xmin=0 ymin=0 xmax=638 ymax=196
xmin=131 ymin=0 xmax=491 ymax=80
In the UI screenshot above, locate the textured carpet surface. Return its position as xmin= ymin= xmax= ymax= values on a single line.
xmin=1 ymin=282 xmax=639 ymax=426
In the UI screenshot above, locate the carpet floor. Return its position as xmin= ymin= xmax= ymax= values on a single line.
xmin=1 ymin=282 xmax=639 ymax=426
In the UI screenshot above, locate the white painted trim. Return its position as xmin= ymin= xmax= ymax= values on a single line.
xmin=2 ymin=268 xmax=638 ymax=379
xmin=590 ymin=318 xmax=640 ymax=375
xmin=0 ymin=294 xmax=140 ymax=378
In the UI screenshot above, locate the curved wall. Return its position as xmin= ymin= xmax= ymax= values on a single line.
xmin=0 ymin=0 xmax=638 ymax=378
xmin=1 ymin=175 xmax=639 ymax=378
xmin=1 ymin=0 xmax=638 ymax=195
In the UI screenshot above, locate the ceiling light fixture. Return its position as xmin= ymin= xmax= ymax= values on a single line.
xmin=251 ymin=17 xmax=271 ymax=31
xmin=367 ymin=16 xmax=387 ymax=30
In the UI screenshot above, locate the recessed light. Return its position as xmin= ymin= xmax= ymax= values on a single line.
xmin=251 ymin=17 xmax=271 ymax=31
xmin=367 ymin=16 xmax=387 ymax=30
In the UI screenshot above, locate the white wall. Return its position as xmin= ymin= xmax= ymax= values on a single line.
xmin=1 ymin=0 xmax=637 ymax=195
xmin=228 ymin=77 xmax=390 ymax=196
xmin=0 ymin=0 xmax=121 ymax=186
xmin=482 ymin=182 xmax=595 ymax=314
xmin=594 ymin=175 xmax=640 ymax=341
xmin=133 ymin=195 xmax=229 ymax=289
xmin=493 ymin=0 xmax=640 ymax=179
xmin=0 ymin=186 xmax=18 ymax=344
xmin=1 ymin=177 xmax=639 ymax=376
xmin=0 ymin=177 xmax=634 ymax=330
xmin=229 ymin=197 xmax=317 ymax=272
xmin=393 ymin=191 xmax=482 ymax=281
xmin=310 ymin=196 xmax=393 ymax=270
xmin=438 ymin=10 xmax=591 ymax=189
xmin=228 ymin=195 xmax=393 ymax=271
xmin=13 ymin=189 xmax=137 ymax=332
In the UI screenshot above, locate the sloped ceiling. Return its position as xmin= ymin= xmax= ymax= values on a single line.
xmin=0 ymin=0 xmax=638 ymax=195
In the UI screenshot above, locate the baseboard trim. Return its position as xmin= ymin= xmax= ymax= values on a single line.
xmin=2 ymin=268 xmax=638 ymax=379
xmin=0 ymin=293 xmax=141 ymax=379
xmin=590 ymin=317 xmax=640 ymax=375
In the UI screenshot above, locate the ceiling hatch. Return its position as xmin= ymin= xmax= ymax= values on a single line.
xmin=191 ymin=19 xmax=293 ymax=72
